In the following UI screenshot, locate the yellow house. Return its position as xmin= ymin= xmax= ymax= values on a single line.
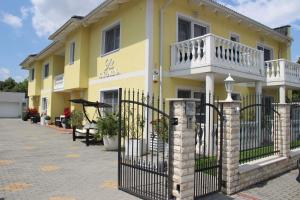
xmin=20 ymin=0 xmax=298 ymax=120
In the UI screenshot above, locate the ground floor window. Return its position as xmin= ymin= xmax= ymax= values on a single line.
xmin=41 ymin=97 xmax=48 ymax=113
xmin=100 ymin=90 xmax=118 ymax=113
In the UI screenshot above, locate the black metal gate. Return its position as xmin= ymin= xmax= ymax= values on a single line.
xmin=118 ymin=88 xmax=171 ymax=200
xmin=290 ymin=104 xmax=300 ymax=150
xmin=194 ymin=100 xmax=224 ymax=199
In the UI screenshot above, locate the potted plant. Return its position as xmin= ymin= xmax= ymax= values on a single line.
xmin=97 ymin=113 xmax=119 ymax=151
xmin=40 ymin=112 xmax=47 ymax=125
xmin=70 ymin=110 xmax=84 ymax=129
xmin=151 ymin=117 xmax=169 ymax=152
xmin=44 ymin=115 xmax=51 ymax=125
xmin=62 ymin=108 xmax=71 ymax=129
xmin=124 ymin=111 xmax=147 ymax=157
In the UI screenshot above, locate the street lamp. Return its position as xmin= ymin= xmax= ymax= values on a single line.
xmin=224 ymin=74 xmax=235 ymax=102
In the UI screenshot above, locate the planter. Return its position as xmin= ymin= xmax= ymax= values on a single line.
xmin=62 ymin=123 xmax=66 ymax=129
xmin=45 ymin=120 xmax=50 ymax=126
xmin=149 ymin=134 xmax=168 ymax=152
xmin=40 ymin=116 xmax=45 ymax=126
xmin=125 ymin=138 xmax=147 ymax=157
xmin=103 ymin=135 xmax=119 ymax=151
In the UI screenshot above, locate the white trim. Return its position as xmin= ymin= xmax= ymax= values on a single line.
xmin=145 ymin=0 xmax=154 ymax=96
xmin=89 ymin=70 xmax=145 ymax=85
xmin=176 ymin=12 xmax=211 ymax=42
xmin=229 ymin=32 xmax=240 ymax=43
xmin=257 ymin=42 xmax=274 ymax=60
xmin=101 ymin=20 xmax=121 ymax=56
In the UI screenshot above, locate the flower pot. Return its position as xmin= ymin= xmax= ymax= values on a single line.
xmin=103 ymin=135 xmax=119 ymax=151
xmin=40 ymin=116 xmax=45 ymax=126
xmin=62 ymin=123 xmax=66 ymax=129
xmin=45 ymin=120 xmax=50 ymax=126
xmin=149 ymin=134 xmax=167 ymax=152
xmin=125 ymin=138 xmax=147 ymax=157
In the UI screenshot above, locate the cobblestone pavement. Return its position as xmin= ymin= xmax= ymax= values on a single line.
xmin=1 ymin=119 xmax=299 ymax=200
xmin=0 ymin=119 xmax=137 ymax=200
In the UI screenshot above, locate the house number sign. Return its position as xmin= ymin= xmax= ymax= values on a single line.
xmin=99 ymin=59 xmax=120 ymax=79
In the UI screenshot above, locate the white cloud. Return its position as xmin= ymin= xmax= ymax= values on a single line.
xmin=30 ymin=0 xmax=104 ymax=37
xmin=20 ymin=6 xmax=32 ymax=19
xmin=218 ymin=0 xmax=300 ymax=28
xmin=1 ymin=13 xmax=23 ymax=28
xmin=0 ymin=67 xmax=11 ymax=81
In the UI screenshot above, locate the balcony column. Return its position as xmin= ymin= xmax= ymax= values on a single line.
xmin=205 ymin=73 xmax=214 ymax=153
xmin=279 ymin=85 xmax=286 ymax=104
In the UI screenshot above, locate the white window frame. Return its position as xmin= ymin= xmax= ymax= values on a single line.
xmin=230 ymin=32 xmax=240 ymax=43
xmin=176 ymin=13 xmax=211 ymax=42
xmin=101 ymin=21 xmax=121 ymax=56
xmin=41 ymin=97 xmax=48 ymax=113
xmin=43 ymin=63 xmax=49 ymax=79
xmin=69 ymin=41 xmax=75 ymax=65
xmin=257 ymin=42 xmax=274 ymax=61
xmin=100 ymin=88 xmax=120 ymax=113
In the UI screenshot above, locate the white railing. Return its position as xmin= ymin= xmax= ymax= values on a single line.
xmin=265 ymin=59 xmax=300 ymax=84
xmin=54 ymin=74 xmax=64 ymax=91
xmin=171 ymin=34 xmax=265 ymax=76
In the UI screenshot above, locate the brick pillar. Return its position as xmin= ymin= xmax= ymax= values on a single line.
xmin=278 ymin=104 xmax=291 ymax=157
xmin=221 ymin=101 xmax=240 ymax=195
xmin=169 ymin=100 xmax=195 ymax=200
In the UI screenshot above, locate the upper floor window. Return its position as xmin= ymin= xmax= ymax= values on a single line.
xmin=44 ymin=63 xmax=49 ymax=78
xmin=69 ymin=42 xmax=75 ymax=64
xmin=230 ymin=33 xmax=240 ymax=43
xmin=178 ymin=17 xmax=209 ymax=42
xmin=30 ymin=68 xmax=35 ymax=81
xmin=257 ymin=44 xmax=273 ymax=61
xmin=103 ymin=23 xmax=120 ymax=55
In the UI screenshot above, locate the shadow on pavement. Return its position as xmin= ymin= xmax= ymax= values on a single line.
xmin=201 ymin=193 xmax=234 ymax=200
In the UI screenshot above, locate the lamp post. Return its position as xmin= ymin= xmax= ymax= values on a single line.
xmin=224 ymin=74 xmax=235 ymax=102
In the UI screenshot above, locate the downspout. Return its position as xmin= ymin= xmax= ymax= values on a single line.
xmin=159 ymin=0 xmax=173 ymax=109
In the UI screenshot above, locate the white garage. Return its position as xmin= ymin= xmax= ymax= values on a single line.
xmin=0 ymin=92 xmax=25 ymax=118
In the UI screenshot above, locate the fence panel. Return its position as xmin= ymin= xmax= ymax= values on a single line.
xmin=240 ymin=95 xmax=280 ymax=164
xmin=290 ymin=104 xmax=300 ymax=150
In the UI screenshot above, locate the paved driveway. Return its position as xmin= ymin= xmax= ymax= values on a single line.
xmin=0 ymin=119 xmax=137 ymax=200
xmin=0 ymin=119 xmax=299 ymax=200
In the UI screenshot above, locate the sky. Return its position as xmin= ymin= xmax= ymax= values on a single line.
xmin=0 ymin=0 xmax=299 ymax=82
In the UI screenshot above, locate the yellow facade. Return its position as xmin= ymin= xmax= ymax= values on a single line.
xmin=22 ymin=0 xmax=295 ymax=121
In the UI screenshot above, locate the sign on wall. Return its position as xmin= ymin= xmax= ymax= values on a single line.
xmin=99 ymin=59 xmax=120 ymax=79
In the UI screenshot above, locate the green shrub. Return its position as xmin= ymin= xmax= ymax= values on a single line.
xmin=70 ymin=110 xmax=84 ymax=128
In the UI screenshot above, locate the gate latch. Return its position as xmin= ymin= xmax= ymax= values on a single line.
xmin=171 ymin=118 xmax=178 ymax=126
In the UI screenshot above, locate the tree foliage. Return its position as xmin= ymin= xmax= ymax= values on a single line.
xmin=0 ymin=77 xmax=28 ymax=96
xmin=297 ymin=57 xmax=300 ymax=64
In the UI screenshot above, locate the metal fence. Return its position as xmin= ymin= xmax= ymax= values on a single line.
xmin=240 ymin=95 xmax=280 ymax=164
xmin=194 ymin=96 xmax=224 ymax=198
xmin=290 ymin=104 xmax=300 ymax=150
xmin=118 ymin=88 xmax=171 ymax=200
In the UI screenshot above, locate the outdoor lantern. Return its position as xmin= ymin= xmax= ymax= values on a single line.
xmin=224 ymin=73 xmax=235 ymax=102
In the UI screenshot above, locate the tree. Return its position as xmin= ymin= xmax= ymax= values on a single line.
xmin=292 ymin=57 xmax=300 ymax=102
xmin=0 ymin=77 xmax=28 ymax=96
xmin=297 ymin=57 xmax=300 ymax=64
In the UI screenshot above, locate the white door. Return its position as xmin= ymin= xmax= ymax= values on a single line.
xmin=0 ymin=102 xmax=20 ymax=118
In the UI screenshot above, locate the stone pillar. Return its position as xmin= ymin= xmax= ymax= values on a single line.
xmin=277 ymin=104 xmax=291 ymax=157
xmin=279 ymin=86 xmax=286 ymax=104
xmin=221 ymin=101 xmax=240 ymax=195
xmin=169 ymin=99 xmax=195 ymax=200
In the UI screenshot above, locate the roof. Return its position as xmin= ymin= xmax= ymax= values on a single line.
xmin=21 ymin=0 xmax=293 ymax=69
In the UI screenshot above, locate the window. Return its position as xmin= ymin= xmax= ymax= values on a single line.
xmin=257 ymin=44 xmax=273 ymax=61
xmin=230 ymin=33 xmax=240 ymax=43
xmin=44 ymin=64 xmax=49 ymax=78
xmin=177 ymin=89 xmax=191 ymax=98
xmin=69 ymin=42 xmax=75 ymax=64
xmin=178 ymin=17 xmax=209 ymax=42
xmin=103 ymin=23 xmax=120 ymax=54
xmin=101 ymin=90 xmax=119 ymax=113
xmin=42 ymin=97 xmax=48 ymax=113
xmin=30 ymin=68 xmax=35 ymax=81
xmin=232 ymin=93 xmax=241 ymax=101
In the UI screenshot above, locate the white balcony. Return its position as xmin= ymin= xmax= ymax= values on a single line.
xmin=54 ymin=74 xmax=64 ymax=91
xmin=170 ymin=34 xmax=265 ymax=81
xmin=265 ymin=59 xmax=300 ymax=87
